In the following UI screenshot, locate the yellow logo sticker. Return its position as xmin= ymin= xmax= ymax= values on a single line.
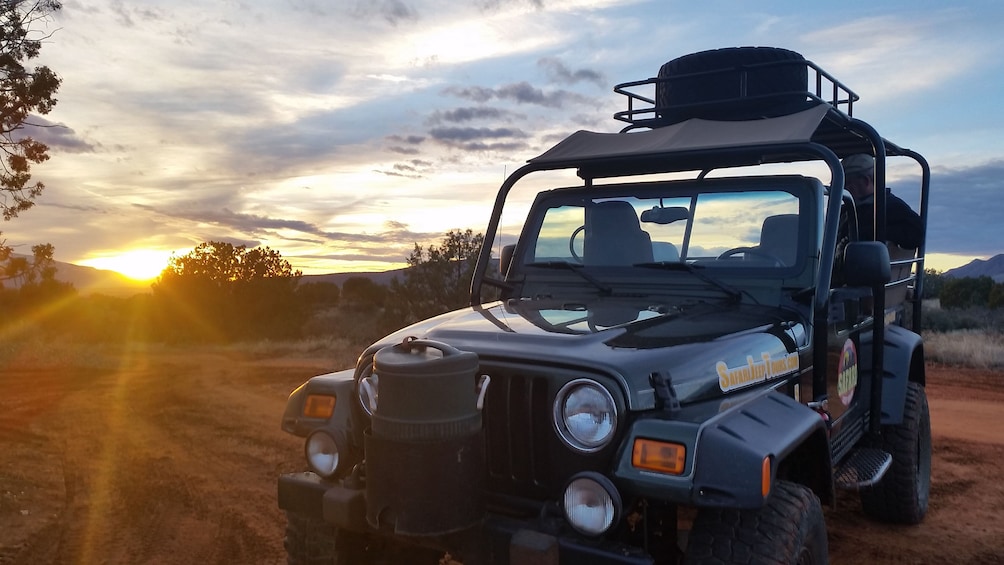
xmin=837 ymin=339 xmax=858 ymax=406
xmin=717 ymin=351 xmax=799 ymax=392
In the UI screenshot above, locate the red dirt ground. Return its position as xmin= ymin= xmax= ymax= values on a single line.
xmin=1 ymin=351 xmax=1001 ymax=564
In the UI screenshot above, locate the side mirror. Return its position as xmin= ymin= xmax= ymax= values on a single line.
xmin=843 ymin=241 xmax=891 ymax=287
xmin=500 ymin=244 xmax=515 ymax=276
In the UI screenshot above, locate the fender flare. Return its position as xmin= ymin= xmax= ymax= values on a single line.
xmin=691 ymin=391 xmax=832 ymax=508
xmin=873 ymin=324 xmax=926 ymax=425
xmin=281 ymin=368 xmax=356 ymax=437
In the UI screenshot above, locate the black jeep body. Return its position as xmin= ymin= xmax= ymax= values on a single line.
xmin=277 ymin=47 xmax=931 ymax=565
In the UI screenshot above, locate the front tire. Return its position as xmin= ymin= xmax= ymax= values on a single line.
xmin=684 ymin=481 xmax=827 ymax=565
xmin=284 ymin=512 xmax=380 ymax=565
xmin=860 ymin=381 xmax=931 ymax=524
xmin=284 ymin=512 xmax=444 ymax=565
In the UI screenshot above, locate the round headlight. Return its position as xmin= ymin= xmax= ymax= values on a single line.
xmin=358 ymin=373 xmax=379 ymax=416
xmin=554 ymin=379 xmax=617 ymax=452
xmin=305 ymin=430 xmax=341 ymax=478
xmin=562 ymin=473 xmax=621 ymax=536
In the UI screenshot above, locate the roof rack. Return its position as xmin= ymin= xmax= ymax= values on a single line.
xmin=613 ymin=58 xmax=859 ymax=130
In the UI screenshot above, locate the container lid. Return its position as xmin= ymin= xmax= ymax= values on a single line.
xmin=374 ymin=337 xmax=478 ymax=378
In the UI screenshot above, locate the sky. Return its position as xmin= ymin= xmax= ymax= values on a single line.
xmin=3 ymin=0 xmax=1003 ymax=280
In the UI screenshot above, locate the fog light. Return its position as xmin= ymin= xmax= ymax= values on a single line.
xmin=562 ymin=472 xmax=621 ymax=536
xmin=305 ymin=430 xmax=344 ymax=479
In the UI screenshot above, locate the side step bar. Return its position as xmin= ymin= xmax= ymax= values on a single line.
xmin=834 ymin=447 xmax=892 ymax=490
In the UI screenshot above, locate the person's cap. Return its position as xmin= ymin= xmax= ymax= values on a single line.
xmin=841 ymin=154 xmax=874 ymax=177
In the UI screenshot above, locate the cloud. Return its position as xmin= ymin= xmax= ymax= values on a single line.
xmin=537 ymin=57 xmax=605 ymax=87
xmin=18 ymin=117 xmax=96 ymax=154
xmin=476 ymin=0 xmax=545 ymax=11
xmin=153 ymin=207 xmax=398 ymax=245
xmin=443 ymin=81 xmax=592 ymax=108
xmin=108 ymin=0 xmax=163 ymax=27
xmin=385 ymin=134 xmax=426 ymax=155
xmin=348 ymin=0 xmax=419 ymax=26
xmin=428 ymin=125 xmax=529 ymax=152
xmin=429 ymin=126 xmax=527 ymax=142
xmin=914 ymin=159 xmax=1004 ymax=257
xmin=427 ymin=106 xmax=521 ymax=124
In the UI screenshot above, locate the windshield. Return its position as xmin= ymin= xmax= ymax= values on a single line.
xmin=523 ymin=177 xmax=808 ymax=270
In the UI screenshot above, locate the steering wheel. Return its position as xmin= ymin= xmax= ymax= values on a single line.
xmin=569 ymin=225 xmax=585 ymax=263
xmin=717 ymin=246 xmax=783 ymax=266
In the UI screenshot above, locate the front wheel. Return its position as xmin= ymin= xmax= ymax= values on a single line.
xmin=860 ymin=381 xmax=931 ymax=524
xmin=683 ymin=481 xmax=828 ymax=565
xmin=284 ymin=512 xmax=391 ymax=565
xmin=284 ymin=512 xmax=443 ymax=565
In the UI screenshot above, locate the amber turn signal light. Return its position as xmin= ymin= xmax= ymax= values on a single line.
xmin=303 ymin=394 xmax=336 ymax=419
xmin=632 ymin=438 xmax=686 ymax=475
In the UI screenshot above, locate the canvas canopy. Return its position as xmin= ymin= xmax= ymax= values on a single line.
xmin=528 ymin=103 xmax=832 ymax=165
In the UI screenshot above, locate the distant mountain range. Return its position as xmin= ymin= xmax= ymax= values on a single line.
xmin=300 ymin=269 xmax=407 ymax=288
xmin=49 ymin=260 xmax=154 ymax=296
xmin=943 ymin=253 xmax=1004 ymax=283
xmin=38 ymin=267 xmax=410 ymax=298
xmin=34 ymin=259 xmax=408 ymax=298
xmin=20 ymin=252 xmax=1003 ymax=297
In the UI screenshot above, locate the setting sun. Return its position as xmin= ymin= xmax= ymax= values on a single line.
xmin=78 ymin=249 xmax=177 ymax=281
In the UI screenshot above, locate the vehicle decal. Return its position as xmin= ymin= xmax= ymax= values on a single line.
xmin=717 ymin=351 xmax=799 ymax=392
xmin=837 ymin=339 xmax=858 ymax=406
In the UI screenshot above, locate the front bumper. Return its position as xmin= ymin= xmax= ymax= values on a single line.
xmin=277 ymin=471 xmax=654 ymax=565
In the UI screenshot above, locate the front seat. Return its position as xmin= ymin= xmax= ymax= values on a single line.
xmin=759 ymin=214 xmax=799 ymax=266
xmin=584 ymin=201 xmax=653 ymax=266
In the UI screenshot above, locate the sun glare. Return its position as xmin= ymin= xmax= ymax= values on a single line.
xmin=79 ymin=249 xmax=177 ymax=281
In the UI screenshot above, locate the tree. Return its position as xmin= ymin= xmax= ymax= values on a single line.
xmin=0 ymin=241 xmax=54 ymax=287
xmin=296 ymin=281 xmax=340 ymax=309
xmin=0 ymin=0 xmax=62 ymax=299
xmin=341 ymin=276 xmax=386 ymax=310
xmin=989 ymin=283 xmax=1004 ymax=310
xmin=0 ymin=241 xmax=74 ymax=335
xmin=939 ymin=276 xmax=995 ymax=310
xmin=921 ymin=269 xmax=945 ymax=300
xmin=386 ymin=229 xmax=484 ymax=323
xmin=152 ymin=241 xmax=305 ymax=341
xmin=1 ymin=0 xmax=62 ymax=221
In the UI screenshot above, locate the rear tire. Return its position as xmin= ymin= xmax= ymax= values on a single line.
xmin=683 ymin=480 xmax=827 ymax=565
xmin=860 ymin=381 xmax=931 ymax=524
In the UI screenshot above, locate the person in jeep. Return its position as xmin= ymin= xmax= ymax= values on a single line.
xmin=842 ymin=153 xmax=923 ymax=249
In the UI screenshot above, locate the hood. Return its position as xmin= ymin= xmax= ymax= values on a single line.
xmin=375 ymin=298 xmax=807 ymax=410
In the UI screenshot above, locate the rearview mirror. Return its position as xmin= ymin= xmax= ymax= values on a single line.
xmin=640 ymin=206 xmax=690 ymax=225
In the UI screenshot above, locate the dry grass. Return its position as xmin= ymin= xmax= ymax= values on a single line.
xmin=923 ymin=330 xmax=1004 ymax=369
xmin=0 ymin=334 xmax=361 ymax=373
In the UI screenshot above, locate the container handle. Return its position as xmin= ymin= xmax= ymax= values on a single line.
xmin=399 ymin=336 xmax=464 ymax=358
xmin=476 ymin=375 xmax=491 ymax=411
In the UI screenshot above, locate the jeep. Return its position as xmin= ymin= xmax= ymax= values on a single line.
xmin=277 ymin=46 xmax=931 ymax=564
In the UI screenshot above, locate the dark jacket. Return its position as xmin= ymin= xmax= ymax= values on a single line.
xmin=856 ymin=188 xmax=923 ymax=249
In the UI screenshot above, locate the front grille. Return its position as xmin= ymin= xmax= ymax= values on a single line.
xmin=479 ymin=366 xmax=624 ymax=503
xmin=481 ymin=368 xmax=554 ymax=498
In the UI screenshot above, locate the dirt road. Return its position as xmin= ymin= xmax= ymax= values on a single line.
xmin=1 ymin=348 xmax=1001 ymax=564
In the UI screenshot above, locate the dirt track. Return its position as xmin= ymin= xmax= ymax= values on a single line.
xmin=1 ymin=349 xmax=1001 ymax=564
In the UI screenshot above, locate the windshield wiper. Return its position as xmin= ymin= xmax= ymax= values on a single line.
xmin=525 ymin=261 xmax=612 ymax=296
xmin=634 ymin=261 xmax=743 ymax=304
